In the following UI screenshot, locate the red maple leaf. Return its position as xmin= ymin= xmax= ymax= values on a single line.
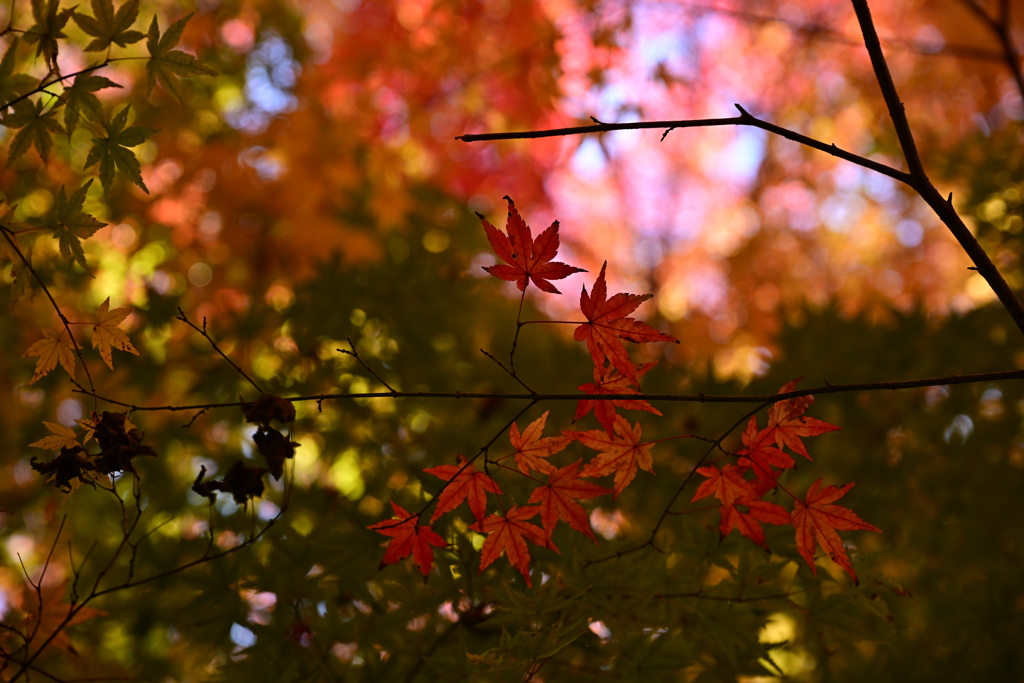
xmin=424 ymin=454 xmax=503 ymax=523
xmin=766 ymin=380 xmax=841 ymax=459
xmin=479 ymin=196 xmax=585 ymax=294
xmin=693 ymin=464 xmax=790 ymax=548
xmin=737 ymin=415 xmax=795 ymax=493
xmin=574 ymin=415 xmax=654 ymax=498
xmin=574 ymin=262 xmax=677 ymax=386
xmin=792 ymin=479 xmax=881 ymax=583
xmin=507 ymin=410 xmax=574 ymax=475
xmin=367 ymin=501 xmax=447 ymax=578
xmin=575 ymin=361 xmax=662 ymax=434
xmin=469 ymin=505 xmax=556 ymax=587
xmin=527 ymin=459 xmax=612 ymax=543
xmin=692 ymin=464 xmax=759 ymax=506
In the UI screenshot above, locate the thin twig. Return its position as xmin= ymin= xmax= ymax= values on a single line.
xmin=961 ymin=0 xmax=1024 ymax=102
xmin=2 ymin=227 xmax=97 ymax=408
xmin=176 ymin=308 xmax=264 ymax=394
xmin=338 ymin=337 xmax=397 ymax=395
xmin=72 ymin=367 xmax=1024 ymax=412
xmin=480 ymin=348 xmax=535 ymax=394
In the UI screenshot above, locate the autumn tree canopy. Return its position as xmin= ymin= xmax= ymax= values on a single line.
xmin=2 ymin=0 xmax=1024 ymax=681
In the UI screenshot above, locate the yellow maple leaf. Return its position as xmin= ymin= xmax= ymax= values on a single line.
xmin=23 ymin=328 xmax=76 ymax=383
xmin=92 ymin=297 xmax=139 ymax=369
xmin=29 ymin=422 xmax=80 ymax=451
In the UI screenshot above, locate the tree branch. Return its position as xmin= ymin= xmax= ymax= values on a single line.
xmin=458 ymin=110 xmax=913 ymax=186
xmin=851 ymin=0 xmax=1024 ymax=339
xmin=73 ymin=368 xmax=1024 ymax=412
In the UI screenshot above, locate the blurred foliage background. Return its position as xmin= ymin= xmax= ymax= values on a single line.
xmin=1 ymin=0 xmax=1024 ymax=680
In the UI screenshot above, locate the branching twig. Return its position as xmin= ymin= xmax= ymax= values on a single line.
xmin=338 ymin=337 xmax=397 ymax=396
xmin=480 ymin=348 xmax=535 ymax=394
xmin=176 ymin=308 xmax=264 ymax=394
xmin=458 ymin=110 xmax=912 ymax=185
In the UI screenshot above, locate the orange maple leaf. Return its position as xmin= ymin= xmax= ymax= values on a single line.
xmin=23 ymin=328 xmax=76 ymax=383
xmin=29 ymin=422 xmax=81 ymax=451
xmin=575 ymin=361 xmax=662 ymax=435
xmin=92 ymin=297 xmax=139 ymax=370
xmin=792 ymin=479 xmax=881 ymax=583
xmin=469 ymin=505 xmax=555 ymax=587
xmin=479 ymin=196 xmax=585 ymax=294
xmin=367 ymin=501 xmax=447 ymax=578
xmin=527 ymin=459 xmax=611 ymax=543
xmin=424 ymin=454 xmax=503 ymax=523
xmin=575 ymin=415 xmax=654 ymax=498
xmin=574 ymin=263 xmax=677 ymax=386
xmin=737 ymin=415 xmax=795 ymax=493
xmin=766 ymin=380 xmax=840 ymax=459
xmin=507 ymin=410 xmax=574 ymax=475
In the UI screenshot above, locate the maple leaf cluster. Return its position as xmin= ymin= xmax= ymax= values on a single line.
xmin=693 ymin=380 xmax=880 ymax=582
xmin=368 ymin=199 xmax=881 ymax=588
xmin=369 ymin=199 xmax=678 ymax=585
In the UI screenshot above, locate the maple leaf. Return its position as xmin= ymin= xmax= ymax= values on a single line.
xmin=737 ymin=415 xmax=795 ymax=493
xmin=479 ymin=196 xmax=585 ymax=293
xmin=30 ymin=181 xmax=107 ymax=269
xmin=575 ymin=361 xmax=662 ymax=434
xmin=29 ymin=422 xmax=81 ymax=451
xmin=507 ymin=410 xmax=574 ymax=475
xmin=469 ymin=505 xmax=555 ymax=588
xmin=424 ymin=454 xmax=503 ymax=523
xmin=85 ymin=105 xmax=158 ymax=192
xmin=72 ymin=0 xmax=145 ymax=52
xmin=92 ymin=297 xmax=140 ymax=369
xmin=718 ymin=498 xmax=791 ymax=549
xmin=3 ymin=98 xmax=65 ymax=167
xmin=575 ymin=415 xmax=654 ymax=498
xmin=23 ymin=328 xmax=76 ymax=383
xmin=23 ymin=0 xmax=74 ymax=69
xmin=692 ymin=464 xmax=789 ymax=548
xmin=766 ymin=379 xmax=841 ymax=459
xmin=368 ymin=501 xmax=447 ymax=578
xmin=146 ymin=13 xmax=216 ymax=103
xmin=527 ymin=460 xmax=611 ymax=543
xmin=10 ymin=244 xmax=35 ymax=305
xmin=0 ymin=39 xmax=36 ymax=111
xmin=574 ymin=262 xmax=678 ymax=386
xmin=692 ymin=464 xmax=759 ymax=507
xmin=792 ymin=479 xmax=881 ymax=583
xmin=63 ymin=74 xmax=122 ymax=137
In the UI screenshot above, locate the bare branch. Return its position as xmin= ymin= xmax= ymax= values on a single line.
xmin=176 ymin=308 xmax=265 ymax=394
xmin=458 ymin=110 xmax=913 ymax=186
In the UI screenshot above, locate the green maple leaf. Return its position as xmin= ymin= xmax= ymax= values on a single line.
xmin=3 ymin=99 xmax=65 ymax=167
xmin=30 ymin=181 xmax=107 ymax=269
xmin=0 ymin=40 xmax=37 ymax=112
xmin=24 ymin=0 xmax=74 ymax=69
xmin=85 ymin=105 xmax=157 ymax=192
xmin=63 ymin=74 xmax=121 ymax=137
xmin=146 ymin=13 xmax=216 ymax=103
xmin=72 ymin=0 xmax=145 ymax=52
